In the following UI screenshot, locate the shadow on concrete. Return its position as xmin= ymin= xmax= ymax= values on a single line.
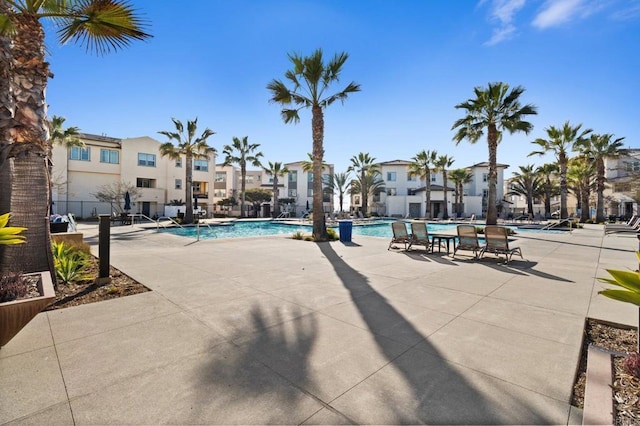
xmin=191 ymin=305 xmax=323 ymax=424
xmin=317 ymin=243 xmax=555 ymax=424
xmin=469 ymin=258 xmax=574 ymax=282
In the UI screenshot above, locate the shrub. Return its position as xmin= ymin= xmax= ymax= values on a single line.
xmin=0 ymin=272 xmax=28 ymax=302
xmin=292 ymin=231 xmax=304 ymax=240
xmin=326 ymin=228 xmax=339 ymax=240
xmin=304 ymin=236 xmax=314 ymax=241
xmin=52 ymin=241 xmax=91 ymax=284
xmin=623 ymin=353 xmax=640 ymax=378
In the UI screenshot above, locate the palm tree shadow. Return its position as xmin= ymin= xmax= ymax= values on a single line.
xmin=318 ymin=242 xmax=556 ymax=424
xmin=189 ymin=305 xmax=321 ymax=424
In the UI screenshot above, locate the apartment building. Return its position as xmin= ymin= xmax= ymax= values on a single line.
xmin=603 ymin=148 xmax=640 ymax=219
xmin=351 ymin=160 xmax=508 ymax=218
xmin=52 ymin=133 xmax=217 ymax=219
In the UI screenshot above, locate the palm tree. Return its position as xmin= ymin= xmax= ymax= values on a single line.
xmin=0 ymin=1 xmax=150 ymax=276
xmin=529 ymin=121 xmax=591 ymax=220
xmin=567 ymin=156 xmax=595 ymax=222
xmin=264 ymin=161 xmax=289 ymax=217
xmin=158 ymin=118 xmax=216 ymax=224
xmin=325 ymin=172 xmax=351 ymax=214
xmin=407 ymin=150 xmax=437 ymax=219
xmin=351 ymin=169 xmax=385 ymax=213
xmin=433 ymin=154 xmax=454 ymax=219
xmin=535 ymin=163 xmax=558 ymax=218
xmin=348 ymin=152 xmax=379 ymax=216
xmin=452 ymin=82 xmax=537 ymax=225
xmin=448 ymin=168 xmax=473 ymax=218
xmin=267 ymin=48 xmax=360 ymax=240
xmin=47 ymin=115 xmax=81 ymax=213
xmin=221 ymin=136 xmax=263 ymax=218
xmin=507 ymin=165 xmax=542 ymax=216
xmin=301 ymin=152 xmax=328 ymax=173
xmin=575 ymin=133 xmax=626 ymax=222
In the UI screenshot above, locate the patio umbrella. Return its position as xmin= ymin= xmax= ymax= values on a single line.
xmin=124 ymin=191 xmax=131 ymax=211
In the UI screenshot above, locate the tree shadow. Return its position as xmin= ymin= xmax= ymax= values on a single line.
xmin=318 ymin=243 xmax=556 ymax=424
xmin=190 ymin=304 xmax=322 ymax=424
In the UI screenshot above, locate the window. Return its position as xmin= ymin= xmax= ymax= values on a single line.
xmin=100 ymin=149 xmax=119 ymax=164
xmin=214 ymin=189 xmax=226 ymax=197
xmin=387 ymin=187 xmax=397 ymax=196
xmin=307 ymin=172 xmax=313 ymax=182
xmin=387 ymin=172 xmax=396 ymax=182
xmin=138 ymin=153 xmax=156 ymax=167
xmin=193 ymin=182 xmax=202 ymax=192
xmin=70 ymin=146 xmax=90 ymax=161
xmin=354 ymin=196 xmax=360 ymax=204
xmin=175 ymin=179 xmax=182 ymax=190
xmin=194 ymin=159 xmax=208 ymax=172
xmin=307 ymin=188 xmax=313 ymax=197
xmin=482 ymin=189 xmax=489 ymax=198
xmin=407 ymin=174 xmax=416 ymax=181
xmin=482 ymin=173 xmax=488 ymax=182
xmin=215 ymin=172 xmax=226 ymax=182
xmin=625 ymin=161 xmax=640 ymax=173
xmin=288 ymin=189 xmax=297 ymax=197
xmin=175 ymin=158 xmax=182 ymax=168
xmin=136 ymin=178 xmax=155 ymax=188
xmin=288 ymin=171 xmax=297 ymax=182
xmin=431 ymin=173 xmax=436 ymax=182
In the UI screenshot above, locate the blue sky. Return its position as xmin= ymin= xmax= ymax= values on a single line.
xmin=45 ymin=0 xmax=640 ymax=178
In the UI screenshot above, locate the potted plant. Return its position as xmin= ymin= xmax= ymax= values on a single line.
xmin=0 ymin=213 xmax=56 ymax=348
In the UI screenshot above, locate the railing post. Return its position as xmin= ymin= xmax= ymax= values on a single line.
xmin=97 ymin=214 xmax=111 ymax=284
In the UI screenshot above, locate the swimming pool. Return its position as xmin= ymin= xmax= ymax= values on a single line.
xmin=157 ymin=220 xmax=561 ymax=240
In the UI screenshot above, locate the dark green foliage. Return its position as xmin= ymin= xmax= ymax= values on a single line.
xmin=0 ymin=273 xmax=28 ymax=302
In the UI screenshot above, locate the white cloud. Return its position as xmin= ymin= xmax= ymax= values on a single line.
xmin=611 ymin=1 xmax=640 ymax=20
xmin=532 ymin=0 xmax=585 ymax=28
xmin=482 ymin=0 xmax=526 ymax=45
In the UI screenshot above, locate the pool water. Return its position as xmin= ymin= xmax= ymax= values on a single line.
xmin=158 ymin=220 xmax=556 ymax=241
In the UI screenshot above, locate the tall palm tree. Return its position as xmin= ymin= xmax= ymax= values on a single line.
xmin=301 ymin=152 xmax=328 ymax=173
xmin=264 ymin=161 xmax=289 ymax=217
xmin=448 ymin=168 xmax=473 ymax=218
xmin=575 ymin=133 xmax=626 ymax=222
xmin=325 ymin=172 xmax=351 ymax=214
xmin=452 ymin=82 xmax=537 ymax=225
xmin=348 ymin=152 xmax=378 ymax=216
xmin=535 ymin=163 xmax=558 ymax=218
xmin=567 ymin=156 xmax=595 ymax=222
xmin=407 ymin=150 xmax=437 ymax=219
xmin=47 ymin=115 xmax=81 ymax=213
xmin=529 ymin=121 xmax=591 ymax=220
xmin=267 ymin=48 xmax=360 ymax=240
xmin=507 ymin=164 xmax=542 ymax=216
xmin=158 ymin=118 xmax=216 ymax=224
xmin=433 ymin=154 xmax=454 ymax=219
xmin=222 ymin=136 xmax=263 ymax=218
xmin=351 ymin=169 xmax=385 ymax=213
xmin=0 ymin=1 xmax=150 ymax=276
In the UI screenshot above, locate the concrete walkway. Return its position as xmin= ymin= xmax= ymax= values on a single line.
xmin=1 ymin=223 xmax=638 ymax=424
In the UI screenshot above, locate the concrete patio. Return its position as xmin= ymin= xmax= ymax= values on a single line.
xmin=1 ymin=222 xmax=638 ymax=424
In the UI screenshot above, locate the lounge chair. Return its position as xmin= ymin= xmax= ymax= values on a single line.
xmin=480 ymin=225 xmax=523 ymax=263
xmin=410 ymin=222 xmax=434 ymax=252
xmin=388 ymin=221 xmax=413 ymax=251
xmin=604 ymin=216 xmax=640 ymax=235
xmin=453 ymin=224 xmax=481 ymax=259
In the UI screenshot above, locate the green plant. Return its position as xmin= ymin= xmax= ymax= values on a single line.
xmin=292 ymin=231 xmax=304 ymax=240
xmin=52 ymin=241 xmax=91 ymax=284
xmin=0 ymin=272 xmax=28 ymax=302
xmin=326 ymin=228 xmax=339 ymax=241
xmin=304 ymin=236 xmax=314 ymax=241
xmin=0 ymin=213 xmax=27 ymax=245
xmin=598 ymin=252 xmax=640 ymax=354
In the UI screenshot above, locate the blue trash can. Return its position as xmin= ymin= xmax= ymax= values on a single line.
xmin=338 ymin=220 xmax=353 ymax=243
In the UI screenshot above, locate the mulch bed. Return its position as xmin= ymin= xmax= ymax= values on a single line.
xmin=573 ymin=318 xmax=640 ymax=425
xmin=45 ymin=255 xmax=150 ymax=311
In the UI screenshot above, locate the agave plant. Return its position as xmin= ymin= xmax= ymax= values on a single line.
xmin=0 ymin=213 xmax=26 ymax=245
xmin=598 ymin=252 xmax=640 ymax=354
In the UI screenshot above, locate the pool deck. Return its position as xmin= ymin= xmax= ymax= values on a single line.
xmin=1 ymin=223 xmax=638 ymax=424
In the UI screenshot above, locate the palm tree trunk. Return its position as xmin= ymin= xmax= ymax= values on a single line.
xmin=442 ymin=172 xmax=449 ymax=220
xmin=184 ymin=154 xmax=194 ymax=224
xmin=272 ymin=178 xmax=279 ymax=217
xmin=559 ymin=154 xmax=568 ymax=219
xmin=360 ymin=170 xmax=367 ymax=215
xmin=425 ymin=168 xmax=431 ymax=219
xmin=0 ymin=14 xmax=54 ymax=277
xmin=311 ymin=105 xmax=326 ymax=240
xmin=544 ymin=179 xmax=552 ymax=218
xmin=0 ymin=11 xmax=16 ymax=219
xmin=240 ymin=163 xmax=246 ymax=218
xmin=596 ymin=158 xmax=605 ymax=222
xmin=486 ymin=125 xmax=498 ymax=225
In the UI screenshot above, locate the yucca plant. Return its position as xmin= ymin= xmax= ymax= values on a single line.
xmin=0 ymin=213 xmax=26 ymax=246
xmin=598 ymin=252 xmax=640 ymax=357
xmin=52 ymin=242 xmax=91 ymax=284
